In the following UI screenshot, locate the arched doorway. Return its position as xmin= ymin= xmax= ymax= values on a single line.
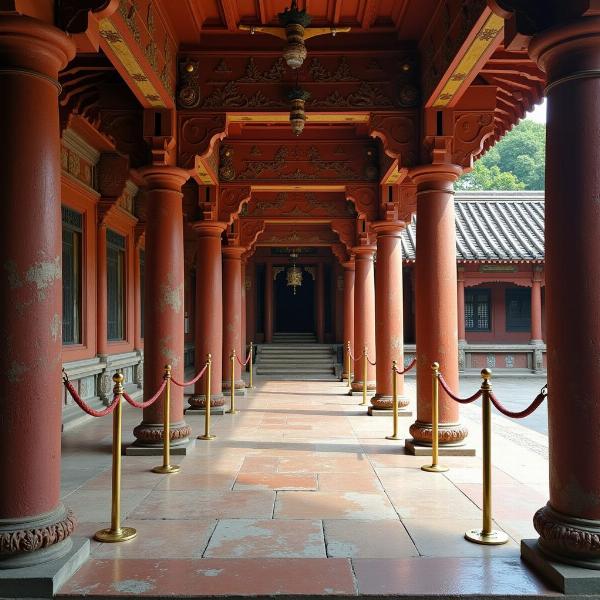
xmin=275 ymin=267 xmax=315 ymax=333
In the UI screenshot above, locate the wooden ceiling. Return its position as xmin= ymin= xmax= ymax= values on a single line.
xmin=161 ymin=0 xmax=440 ymax=46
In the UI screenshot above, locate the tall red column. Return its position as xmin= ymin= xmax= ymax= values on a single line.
xmin=316 ymin=262 xmax=325 ymax=343
xmin=0 ymin=14 xmax=75 ymax=565
xmin=342 ymin=260 xmax=355 ymax=379
xmin=189 ymin=222 xmax=226 ymax=408
xmin=246 ymin=260 xmax=257 ymax=344
xmin=241 ymin=259 xmax=247 ymax=359
xmin=408 ymin=165 xmax=467 ymax=448
xmin=222 ymin=246 xmax=245 ymax=391
xmin=371 ymin=222 xmax=408 ymax=410
xmin=97 ymin=222 xmax=108 ymax=357
xmin=530 ymin=268 xmax=543 ymax=343
xmin=526 ymin=17 xmax=600 ymax=567
xmin=457 ymin=268 xmax=466 ymax=343
xmin=351 ymin=247 xmax=376 ymax=392
xmin=264 ymin=260 xmax=274 ymax=343
xmin=133 ymin=167 xmax=191 ymax=448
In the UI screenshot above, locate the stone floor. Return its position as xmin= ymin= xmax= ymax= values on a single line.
xmin=56 ymin=375 xmax=558 ymax=598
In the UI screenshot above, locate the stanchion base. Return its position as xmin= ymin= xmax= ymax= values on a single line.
xmin=465 ymin=528 xmax=509 ymax=545
xmin=198 ymin=434 xmax=216 ymax=441
xmin=385 ymin=435 xmax=402 ymax=440
xmin=94 ymin=527 xmax=137 ymax=543
xmin=421 ymin=464 xmax=449 ymax=473
xmin=226 ymin=409 xmax=239 ymax=415
xmin=151 ymin=464 xmax=181 ymax=474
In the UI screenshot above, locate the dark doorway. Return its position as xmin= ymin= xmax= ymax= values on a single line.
xmin=275 ymin=268 xmax=315 ymax=333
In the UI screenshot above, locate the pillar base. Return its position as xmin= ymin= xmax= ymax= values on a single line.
xmin=351 ymin=381 xmax=376 ymax=393
xmin=367 ymin=405 xmax=412 ymax=417
xmin=126 ymin=436 xmax=196 ymax=456
xmin=409 ymin=419 xmax=468 ymax=446
xmin=222 ymin=380 xmax=246 ymax=395
xmin=521 ymin=538 xmax=600 ymax=594
xmin=186 ymin=394 xmax=225 ymax=409
xmin=185 ymin=406 xmax=226 ymax=416
xmin=127 ymin=420 xmax=195 ymax=456
xmin=370 ymin=393 xmax=410 ymax=411
xmin=0 ymin=537 xmax=89 ymax=598
xmin=404 ymin=438 xmax=476 ymax=456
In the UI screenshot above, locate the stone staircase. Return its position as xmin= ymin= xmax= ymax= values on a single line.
xmin=256 ymin=333 xmax=339 ymax=379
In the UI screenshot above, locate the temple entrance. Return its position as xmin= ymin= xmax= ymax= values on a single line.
xmin=274 ymin=267 xmax=315 ymax=333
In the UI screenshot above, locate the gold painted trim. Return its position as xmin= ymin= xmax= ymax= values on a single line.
xmin=251 ymin=184 xmax=346 ymax=192
xmin=432 ymin=13 xmax=504 ymax=108
xmin=227 ymin=113 xmax=370 ymax=124
xmin=99 ymin=18 xmax=165 ymax=108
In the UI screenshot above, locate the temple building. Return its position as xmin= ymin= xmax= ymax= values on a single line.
xmin=1 ymin=0 xmax=599 ymax=597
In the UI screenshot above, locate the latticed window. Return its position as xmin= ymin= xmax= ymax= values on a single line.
xmin=506 ymin=287 xmax=531 ymax=331
xmin=62 ymin=206 xmax=83 ymax=345
xmin=107 ymin=229 xmax=126 ymax=341
xmin=465 ymin=288 xmax=491 ymax=331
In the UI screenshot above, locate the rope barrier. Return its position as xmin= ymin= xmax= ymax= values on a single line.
xmin=171 ymin=364 xmax=208 ymax=388
xmin=394 ymin=357 xmax=416 ymax=375
xmin=437 ymin=373 xmax=483 ymax=404
xmin=64 ymin=378 xmax=120 ymax=417
xmin=488 ymin=387 xmax=547 ymax=419
xmin=236 ymin=352 xmax=252 ymax=367
xmin=367 ymin=356 xmax=376 ymax=366
xmin=122 ymin=380 xmax=166 ymax=409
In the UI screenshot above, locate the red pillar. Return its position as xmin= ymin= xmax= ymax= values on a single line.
xmin=97 ymin=223 xmax=108 ymax=356
xmin=530 ymin=268 xmax=543 ymax=343
xmin=316 ymin=262 xmax=325 ymax=343
xmin=351 ymin=247 xmax=376 ymax=391
xmin=342 ymin=260 xmax=355 ymax=379
xmin=134 ymin=243 xmax=144 ymax=351
xmin=241 ymin=258 xmax=247 ymax=364
xmin=222 ymin=246 xmax=245 ymax=391
xmin=246 ymin=260 xmax=257 ymax=344
xmin=409 ymin=165 xmax=467 ymax=448
xmin=264 ymin=260 xmax=274 ymax=343
xmin=0 ymin=13 xmax=75 ymax=564
xmin=457 ymin=267 xmax=466 ymax=343
xmin=133 ymin=167 xmax=191 ymax=447
xmin=371 ymin=222 xmax=408 ymax=409
xmin=527 ymin=18 xmax=600 ymax=567
xmin=189 ymin=222 xmax=226 ymax=408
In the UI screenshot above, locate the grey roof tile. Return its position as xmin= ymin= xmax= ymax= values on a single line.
xmin=401 ymin=190 xmax=545 ymax=262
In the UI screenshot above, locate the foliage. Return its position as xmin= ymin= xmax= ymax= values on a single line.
xmin=455 ymin=119 xmax=546 ymax=191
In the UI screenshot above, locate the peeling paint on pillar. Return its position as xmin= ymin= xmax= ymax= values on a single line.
xmin=159 ymin=281 xmax=184 ymax=313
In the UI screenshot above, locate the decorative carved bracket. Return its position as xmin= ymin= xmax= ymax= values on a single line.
xmin=56 ymin=0 xmax=118 ymax=52
xmin=97 ymin=152 xmax=130 ymax=224
xmin=240 ymin=218 xmax=266 ymax=250
xmin=345 ymin=185 xmax=378 ymax=221
xmin=369 ymin=112 xmax=419 ymax=167
xmin=178 ymin=114 xmax=228 ymax=182
xmin=330 ymin=220 xmax=357 ymax=254
xmin=217 ymin=185 xmax=252 ymax=224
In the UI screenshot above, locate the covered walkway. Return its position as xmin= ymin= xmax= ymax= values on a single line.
xmin=57 ymin=377 xmax=553 ymax=597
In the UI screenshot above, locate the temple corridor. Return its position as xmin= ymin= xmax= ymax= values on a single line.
xmin=56 ymin=376 xmax=552 ymax=597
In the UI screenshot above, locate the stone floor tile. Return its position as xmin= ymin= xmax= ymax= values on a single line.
xmin=129 ymin=490 xmax=275 ymax=520
xmin=402 ymin=518 xmax=519 ymax=557
xmin=324 ymin=520 xmax=418 ymax=558
xmin=317 ymin=472 xmax=383 ymax=492
xmin=386 ymin=487 xmax=481 ymax=519
xmin=234 ymin=472 xmax=318 ymax=491
xmin=375 ymin=467 xmax=458 ymax=491
xmin=238 ymin=456 xmax=279 ymax=473
xmin=92 ymin=520 xmax=216 ymax=558
xmin=444 ymin=466 xmax=521 ymax=485
xmin=204 ymin=519 xmax=325 ymax=558
xmin=62 ymin=488 xmax=152 ymax=523
xmin=58 ymin=558 xmax=357 ymax=596
xmin=352 ymin=557 xmax=558 ymax=596
xmin=156 ymin=471 xmax=237 ymax=491
xmin=275 ymin=491 xmax=397 ymax=520
xmin=277 ymin=455 xmax=372 ymax=473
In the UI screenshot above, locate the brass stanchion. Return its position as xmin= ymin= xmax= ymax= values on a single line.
xmin=227 ymin=349 xmax=238 ymax=414
xmin=422 ymin=362 xmax=448 ymax=473
xmin=386 ymin=360 xmax=401 ymax=440
xmin=346 ymin=341 xmax=352 ymax=388
xmin=465 ymin=368 xmax=509 ymax=545
xmin=360 ymin=346 xmax=368 ymax=406
xmin=248 ymin=342 xmax=254 ymax=389
xmin=95 ymin=372 xmax=136 ymax=542
xmin=198 ymin=354 xmax=215 ymax=441
xmin=152 ymin=365 xmax=180 ymax=474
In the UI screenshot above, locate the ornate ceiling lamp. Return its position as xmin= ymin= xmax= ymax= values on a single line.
xmin=288 ymin=87 xmax=310 ymax=136
xmin=239 ymin=0 xmax=350 ymax=70
xmin=286 ymin=250 xmax=303 ymax=295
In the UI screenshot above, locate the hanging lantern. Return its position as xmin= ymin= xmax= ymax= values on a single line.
xmin=278 ymin=0 xmax=311 ymax=69
xmin=288 ymin=88 xmax=310 ymax=136
xmin=286 ymin=250 xmax=303 ymax=295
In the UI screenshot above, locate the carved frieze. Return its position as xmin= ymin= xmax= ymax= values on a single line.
xmin=245 ymin=192 xmax=356 ymax=218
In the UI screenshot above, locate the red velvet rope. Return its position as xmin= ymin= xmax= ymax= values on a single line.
xmin=347 ymin=347 xmax=359 ymax=362
xmin=394 ymin=357 xmax=417 ymax=375
xmin=122 ymin=378 xmax=167 ymax=409
xmin=367 ymin=356 xmax=376 ymax=366
xmin=63 ymin=380 xmax=120 ymax=417
xmin=171 ymin=364 xmax=208 ymax=388
xmin=489 ymin=389 xmax=547 ymax=419
xmin=437 ymin=373 xmax=483 ymax=404
xmin=235 ymin=353 xmax=252 ymax=367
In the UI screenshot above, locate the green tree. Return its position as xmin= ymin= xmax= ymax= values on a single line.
xmin=456 ymin=119 xmax=546 ymax=190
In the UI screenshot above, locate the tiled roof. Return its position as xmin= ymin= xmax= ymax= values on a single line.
xmin=401 ymin=190 xmax=545 ymax=262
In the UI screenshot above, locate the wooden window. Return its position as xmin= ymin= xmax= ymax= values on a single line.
xmin=107 ymin=229 xmax=126 ymax=341
xmin=465 ymin=288 xmax=491 ymax=332
xmin=506 ymin=287 xmax=531 ymax=331
xmin=62 ymin=206 xmax=83 ymax=345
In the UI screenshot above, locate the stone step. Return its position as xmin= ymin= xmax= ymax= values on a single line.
xmin=256 ymin=367 xmax=335 ymax=374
